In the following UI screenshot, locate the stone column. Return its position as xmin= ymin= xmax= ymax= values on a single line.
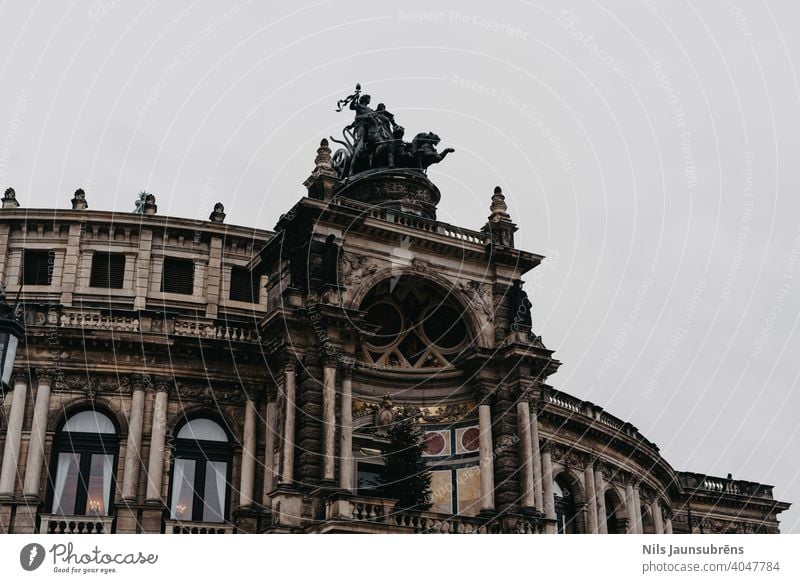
xmin=664 ymin=515 xmax=673 ymax=534
xmin=530 ymin=403 xmax=543 ymax=510
xmin=584 ymin=462 xmax=598 ymax=533
xmin=239 ymin=393 xmax=258 ymax=507
xmin=322 ymin=359 xmax=336 ymax=483
xmin=595 ymin=465 xmax=608 ymax=534
xmin=516 ymin=399 xmax=535 ymax=508
xmin=262 ymin=395 xmax=278 ymax=506
xmin=633 ymin=484 xmax=643 ymax=534
xmin=0 ymin=371 xmax=28 ymax=497
xmin=22 ymin=370 xmax=53 ymax=499
xmin=625 ymin=481 xmax=636 ymax=534
xmin=145 ymin=382 xmax=169 ymax=502
xmin=339 ymin=364 xmax=353 ymax=492
xmin=477 ymin=400 xmax=495 ymax=512
xmin=121 ymin=375 xmax=148 ymax=501
xmin=280 ymin=362 xmax=296 ymax=484
xmin=541 ymin=444 xmax=557 ymax=533
xmin=652 ymin=500 xmax=664 ymax=534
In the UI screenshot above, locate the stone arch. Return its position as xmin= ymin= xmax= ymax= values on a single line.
xmin=347 ymin=268 xmax=492 ymax=349
xmin=553 ymin=469 xmax=585 ymax=533
xmin=166 ymin=404 xmax=241 ymax=447
xmin=47 ymin=396 xmax=129 ymax=435
xmin=603 ymin=485 xmax=628 ymax=534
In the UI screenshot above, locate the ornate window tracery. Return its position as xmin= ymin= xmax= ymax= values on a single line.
xmin=357 ymin=278 xmax=469 ymax=369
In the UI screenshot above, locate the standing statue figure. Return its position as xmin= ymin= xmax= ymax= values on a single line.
xmin=321 ymin=234 xmax=340 ymax=288
xmin=349 ymin=94 xmax=382 ymax=175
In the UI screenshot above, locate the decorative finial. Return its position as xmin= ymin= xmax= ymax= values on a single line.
xmin=209 ymin=202 xmax=226 ymax=223
xmin=71 ymin=188 xmax=88 ymax=210
xmin=2 ymin=187 xmax=19 ymax=209
xmin=313 ymin=139 xmax=335 ymax=176
xmin=489 ymin=186 xmax=511 ymax=222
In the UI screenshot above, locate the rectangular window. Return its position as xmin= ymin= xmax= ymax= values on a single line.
xmin=356 ymin=462 xmax=383 ymax=495
xmin=161 ymin=257 xmax=195 ymax=295
xmin=89 ymin=252 xmax=125 ymax=289
xmin=229 ymin=266 xmax=260 ymax=303
xmin=22 ymin=249 xmax=53 ymax=285
xmin=52 ymin=452 xmax=81 ymax=516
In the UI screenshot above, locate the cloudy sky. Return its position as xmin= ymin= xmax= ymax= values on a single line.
xmin=1 ymin=0 xmax=798 ymax=532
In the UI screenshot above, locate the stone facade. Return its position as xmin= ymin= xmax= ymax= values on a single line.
xmin=0 ymin=144 xmax=790 ymax=534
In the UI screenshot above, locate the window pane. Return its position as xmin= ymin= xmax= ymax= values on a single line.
xmin=63 ymin=410 xmax=115 ymax=433
xmin=86 ymin=454 xmax=113 ymax=516
xmin=170 ymin=459 xmax=196 ymax=520
xmin=90 ymin=252 xmax=125 ymax=289
xmin=177 ymin=418 xmax=227 ymax=442
xmin=22 ymin=250 xmax=53 ymax=285
xmin=52 ymin=453 xmax=81 ymax=516
xmin=161 ymin=257 xmax=195 ymax=295
xmin=202 ymin=461 xmax=227 ymax=523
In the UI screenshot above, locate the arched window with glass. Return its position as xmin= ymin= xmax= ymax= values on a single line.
xmin=47 ymin=410 xmax=119 ymax=517
xmin=553 ymin=476 xmax=578 ymax=534
xmin=168 ymin=417 xmax=232 ymax=523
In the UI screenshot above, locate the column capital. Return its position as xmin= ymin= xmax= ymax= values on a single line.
xmin=338 ymin=357 xmax=355 ymax=379
xmin=11 ymin=368 xmax=30 ymax=387
xmin=321 ymin=353 xmax=339 ymax=369
xmin=280 ymin=353 xmax=300 ymax=372
xmin=243 ymin=385 xmax=263 ymax=403
xmin=130 ymin=373 xmax=153 ymax=391
xmin=153 ymin=377 xmax=172 ymax=393
xmin=473 ymin=379 xmax=496 ymax=404
xmin=34 ymin=368 xmax=58 ymax=384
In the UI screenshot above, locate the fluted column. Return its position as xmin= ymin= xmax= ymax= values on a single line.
xmin=625 ymin=481 xmax=636 ymax=534
xmin=633 ymin=485 xmax=643 ymax=533
xmin=652 ymin=500 xmax=664 ymax=534
xmin=516 ymin=399 xmax=535 ymax=508
xmin=145 ymin=382 xmax=169 ymax=502
xmin=262 ymin=394 xmax=278 ymax=506
xmin=22 ymin=370 xmax=53 ymax=499
xmin=594 ymin=465 xmax=608 ymax=534
xmin=239 ymin=393 xmax=258 ymax=507
xmin=530 ymin=403 xmax=543 ymax=510
xmin=541 ymin=444 xmax=557 ymax=533
xmin=121 ymin=375 xmax=148 ymax=501
xmin=584 ymin=462 xmax=598 ymax=533
xmin=279 ymin=361 xmax=296 ymax=484
xmin=322 ymin=359 xmax=336 ymax=483
xmin=339 ymin=364 xmax=353 ymax=492
xmin=477 ymin=399 xmax=495 ymax=512
xmin=0 ymin=371 xmax=28 ymax=497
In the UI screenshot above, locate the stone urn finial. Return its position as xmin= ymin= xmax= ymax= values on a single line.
xmin=209 ymin=202 xmax=226 ymax=223
xmin=71 ymin=188 xmax=88 ymax=210
xmin=2 ymin=187 xmax=19 ymax=209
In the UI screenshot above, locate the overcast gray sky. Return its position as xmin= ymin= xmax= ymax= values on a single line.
xmin=1 ymin=0 xmax=798 ymax=532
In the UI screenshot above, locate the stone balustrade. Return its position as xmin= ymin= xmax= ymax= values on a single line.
xmin=40 ymin=514 xmax=113 ymax=534
xmin=164 ymin=520 xmax=233 ymax=534
xmin=22 ymin=304 xmax=260 ymax=343
xmin=392 ymin=511 xmax=496 ymax=534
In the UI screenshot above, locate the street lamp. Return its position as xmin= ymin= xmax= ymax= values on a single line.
xmin=0 ymin=285 xmax=24 ymax=390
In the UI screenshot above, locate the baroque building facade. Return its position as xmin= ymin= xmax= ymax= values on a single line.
xmin=0 ymin=95 xmax=791 ymax=535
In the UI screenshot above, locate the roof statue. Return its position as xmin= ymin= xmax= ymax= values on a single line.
xmin=330 ymin=83 xmax=454 ymax=179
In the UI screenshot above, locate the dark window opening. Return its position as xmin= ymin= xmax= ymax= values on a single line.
xmin=356 ymin=462 xmax=383 ymax=495
xmin=229 ymin=266 xmax=260 ymax=303
xmin=161 ymin=257 xmax=195 ymax=295
xmin=90 ymin=252 xmax=125 ymax=289
xmin=22 ymin=249 xmax=54 ymax=285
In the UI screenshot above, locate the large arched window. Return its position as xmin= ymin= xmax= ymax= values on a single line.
xmin=554 ymin=477 xmax=578 ymax=534
xmin=168 ymin=418 xmax=232 ymax=523
xmin=48 ymin=410 xmax=118 ymax=517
